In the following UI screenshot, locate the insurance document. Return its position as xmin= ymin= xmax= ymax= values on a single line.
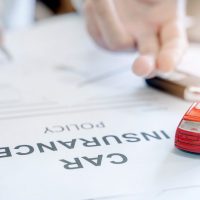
xmin=0 ymin=14 xmax=200 ymax=200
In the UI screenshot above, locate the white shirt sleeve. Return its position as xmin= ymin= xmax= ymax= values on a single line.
xmin=71 ymin=0 xmax=85 ymax=13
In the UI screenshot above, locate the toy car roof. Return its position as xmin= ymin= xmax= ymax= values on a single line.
xmin=184 ymin=102 xmax=200 ymax=121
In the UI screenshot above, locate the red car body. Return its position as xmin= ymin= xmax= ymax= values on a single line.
xmin=175 ymin=102 xmax=200 ymax=153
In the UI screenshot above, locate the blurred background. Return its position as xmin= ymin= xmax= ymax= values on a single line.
xmin=0 ymin=0 xmax=76 ymax=30
xmin=0 ymin=0 xmax=200 ymax=43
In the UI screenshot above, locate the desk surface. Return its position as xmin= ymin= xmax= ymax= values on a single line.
xmin=0 ymin=14 xmax=200 ymax=200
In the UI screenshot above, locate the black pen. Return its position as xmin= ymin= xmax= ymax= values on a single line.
xmin=145 ymin=70 xmax=200 ymax=101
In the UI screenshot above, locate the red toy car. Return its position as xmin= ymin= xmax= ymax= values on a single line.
xmin=175 ymin=102 xmax=200 ymax=153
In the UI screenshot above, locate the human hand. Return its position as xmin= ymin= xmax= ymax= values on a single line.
xmin=84 ymin=0 xmax=188 ymax=77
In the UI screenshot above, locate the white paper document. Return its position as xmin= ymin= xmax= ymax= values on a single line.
xmin=0 ymin=14 xmax=200 ymax=200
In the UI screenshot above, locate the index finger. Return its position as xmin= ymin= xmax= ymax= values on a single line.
xmin=157 ymin=20 xmax=188 ymax=72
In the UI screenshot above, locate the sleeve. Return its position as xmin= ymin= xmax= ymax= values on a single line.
xmin=71 ymin=0 xmax=85 ymax=13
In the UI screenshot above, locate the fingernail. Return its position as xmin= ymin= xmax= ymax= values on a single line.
xmin=132 ymin=55 xmax=156 ymax=77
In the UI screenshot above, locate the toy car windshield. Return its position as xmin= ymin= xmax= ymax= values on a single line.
xmin=179 ymin=120 xmax=200 ymax=133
